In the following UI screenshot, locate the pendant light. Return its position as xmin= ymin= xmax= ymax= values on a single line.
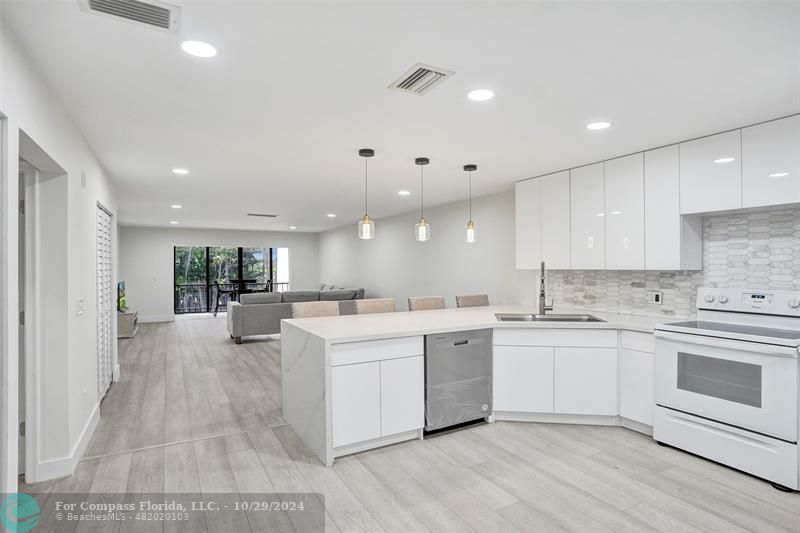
xmin=357 ymin=148 xmax=375 ymax=239
xmin=414 ymin=157 xmax=431 ymax=241
xmin=464 ymin=164 xmax=477 ymax=243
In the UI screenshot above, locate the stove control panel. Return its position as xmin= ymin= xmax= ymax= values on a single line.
xmin=696 ymin=288 xmax=800 ymax=315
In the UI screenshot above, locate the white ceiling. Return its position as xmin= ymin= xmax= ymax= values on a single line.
xmin=4 ymin=0 xmax=799 ymax=232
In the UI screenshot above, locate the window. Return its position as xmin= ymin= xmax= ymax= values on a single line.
xmin=174 ymin=246 xmax=290 ymax=314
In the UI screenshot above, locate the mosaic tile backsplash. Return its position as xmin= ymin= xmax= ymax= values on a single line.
xmin=547 ymin=206 xmax=800 ymax=319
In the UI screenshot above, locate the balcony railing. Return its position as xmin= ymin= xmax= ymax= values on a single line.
xmin=174 ymin=281 xmax=290 ymax=314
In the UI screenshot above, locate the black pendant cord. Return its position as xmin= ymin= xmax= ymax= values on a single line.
xmin=468 ymin=170 xmax=472 ymax=221
xmin=364 ymin=156 xmax=369 ymax=216
xmin=420 ymin=166 xmax=424 ymax=219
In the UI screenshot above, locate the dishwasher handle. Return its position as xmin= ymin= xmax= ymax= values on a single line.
xmin=453 ymin=340 xmax=469 ymax=346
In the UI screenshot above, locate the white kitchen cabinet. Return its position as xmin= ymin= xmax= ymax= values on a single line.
xmin=644 ymin=145 xmax=702 ymax=270
xmin=515 ymin=178 xmax=542 ymax=269
xmin=570 ymin=163 xmax=605 ymax=269
xmin=380 ymin=356 xmax=424 ymax=436
xmin=742 ymin=115 xmax=800 ymax=208
xmin=619 ymin=348 xmax=655 ymax=426
xmin=331 ymin=362 xmax=381 ymax=447
xmin=604 ymin=154 xmax=644 ymax=269
xmin=554 ymin=347 xmax=617 ymax=415
xmin=540 ymin=171 xmax=571 ymax=269
xmin=680 ymin=130 xmax=742 ymax=214
xmin=493 ymin=346 xmax=554 ymax=413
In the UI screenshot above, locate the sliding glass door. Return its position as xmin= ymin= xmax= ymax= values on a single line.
xmin=174 ymin=246 xmax=290 ymax=314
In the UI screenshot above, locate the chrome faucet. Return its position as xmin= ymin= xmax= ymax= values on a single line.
xmin=539 ymin=261 xmax=553 ymax=315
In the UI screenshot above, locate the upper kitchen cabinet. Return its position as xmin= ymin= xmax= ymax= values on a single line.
xmin=570 ymin=163 xmax=605 ymax=269
xmin=742 ymin=115 xmax=800 ymax=208
xmin=679 ymin=130 xmax=742 ymax=214
xmin=540 ymin=171 xmax=571 ymax=269
xmin=515 ymin=178 xmax=542 ymax=269
xmin=604 ymin=154 xmax=644 ymax=269
xmin=644 ymin=146 xmax=702 ymax=270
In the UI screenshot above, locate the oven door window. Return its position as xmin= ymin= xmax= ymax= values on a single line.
xmin=677 ymin=352 xmax=762 ymax=408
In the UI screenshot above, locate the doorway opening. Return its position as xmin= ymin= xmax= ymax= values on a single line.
xmin=18 ymin=131 xmax=69 ymax=483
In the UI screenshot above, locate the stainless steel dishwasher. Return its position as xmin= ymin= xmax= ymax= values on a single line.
xmin=425 ymin=329 xmax=492 ymax=431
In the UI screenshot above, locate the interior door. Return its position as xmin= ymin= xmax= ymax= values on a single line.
xmin=18 ymin=169 xmax=26 ymax=474
xmin=96 ymin=205 xmax=113 ymax=401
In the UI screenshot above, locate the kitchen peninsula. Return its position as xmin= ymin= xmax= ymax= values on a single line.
xmin=281 ymin=305 xmax=664 ymax=466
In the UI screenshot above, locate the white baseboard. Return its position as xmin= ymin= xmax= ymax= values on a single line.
xmin=34 ymin=403 xmax=99 ymax=482
xmin=493 ymin=411 xmax=619 ymax=426
xmin=138 ymin=314 xmax=175 ymax=323
xmin=112 ymin=364 xmax=121 ymax=382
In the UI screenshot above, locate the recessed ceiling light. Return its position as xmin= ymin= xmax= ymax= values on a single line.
xmin=170 ymin=204 xmax=182 ymax=209
xmin=596 ymin=212 xmax=605 ymax=217
xmin=169 ymin=220 xmax=179 ymax=225
xmin=289 ymin=226 xmax=297 ymax=230
xmin=181 ymin=40 xmax=217 ymax=58
xmin=586 ymin=121 xmax=611 ymax=131
xmin=610 ymin=210 xmax=621 ymax=215
xmin=172 ymin=168 xmax=189 ymax=175
xmin=467 ymin=89 xmax=494 ymax=101
xmin=327 ymin=213 xmax=336 ymax=218
xmin=398 ymin=190 xmax=411 ymax=196
xmin=769 ymin=172 xmax=789 ymax=178
xmin=714 ymin=157 xmax=735 ymax=164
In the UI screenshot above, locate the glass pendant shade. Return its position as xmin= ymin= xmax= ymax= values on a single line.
xmin=415 ymin=218 xmax=430 ymax=242
xmin=358 ymin=214 xmax=375 ymax=240
xmin=466 ymin=220 xmax=476 ymax=243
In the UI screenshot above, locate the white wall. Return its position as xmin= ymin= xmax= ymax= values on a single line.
xmin=319 ymin=191 xmax=538 ymax=309
xmin=0 ymin=18 xmax=117 ymax=488
xmin=119 ymin=226 xmax=320 ymax=321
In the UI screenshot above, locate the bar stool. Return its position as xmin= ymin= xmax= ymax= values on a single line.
xmin=408 ymin=296 xmax=445 ymax=312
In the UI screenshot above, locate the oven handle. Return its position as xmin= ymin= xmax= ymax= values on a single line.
xmin=654 ymin=330 xmax=799 ymax=358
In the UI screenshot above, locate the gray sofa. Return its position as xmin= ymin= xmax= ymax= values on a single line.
xmin=226 ymin=288 xmax=364 ymax=342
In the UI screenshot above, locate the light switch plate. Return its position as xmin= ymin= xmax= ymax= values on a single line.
xmin=76 ymin=298 xmax=85 ymax=315
xmin=646 ymin=290 xmax=663 ymax=305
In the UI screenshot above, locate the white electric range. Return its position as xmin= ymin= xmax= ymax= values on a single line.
xmin=654 ymin=288 xmax=800 ymax=491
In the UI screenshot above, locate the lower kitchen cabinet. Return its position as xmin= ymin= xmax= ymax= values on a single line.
xmin=493 ymin=346 xmax=554 ymax=412
xmin=619 ymin=348 xmax=655 ymax=426
xmin=332 ymin=355 xmax=425 ymax=449
xmin=380 ymin=356 xmax=424 ymax=436
xmin=554 ymin=347 xmax=618 ymax=415
xmin=331 ymin=362 xmax=381 ymax=447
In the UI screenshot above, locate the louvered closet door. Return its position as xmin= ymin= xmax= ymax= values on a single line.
xmin=96 ymin=206 xmax=113 ymax=400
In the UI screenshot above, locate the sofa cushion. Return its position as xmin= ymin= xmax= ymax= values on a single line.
xmin=281 ymin=290 xmax=320 ymax=303
xmin=240 ymin=292 xmax=282 ymax=305
xmin=320 ymin=289 xmax=357 ymax=301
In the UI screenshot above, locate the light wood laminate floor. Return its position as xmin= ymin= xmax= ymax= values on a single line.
xmin=23 ymin=316 xmax=800 ymax=532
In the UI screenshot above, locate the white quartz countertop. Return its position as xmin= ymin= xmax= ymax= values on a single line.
xmin=282 ymin=305 xmax=673 ymax=343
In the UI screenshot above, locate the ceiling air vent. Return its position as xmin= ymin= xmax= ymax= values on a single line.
xmin=247 ymin=213 xmax=278 ymax=219
xmin=79 ymin=0 xmax=181 ymax=35
xmin=388 ymin=63 xmax=455 ymax=95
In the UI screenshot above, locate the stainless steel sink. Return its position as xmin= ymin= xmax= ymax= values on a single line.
xmin=495 ymin=313 xmax=606 ymax=323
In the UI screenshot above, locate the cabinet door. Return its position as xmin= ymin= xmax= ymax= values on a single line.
xmin=619 ymin=349 xmax=655 ymax=426
xmin=605 ymin=154 xmax=644 ymax=269
xmin=645 ymin=146 xmax=701 ymax=270
xmin=332 ymin=362 xmax=381 ymax=447
xmin=554 ymin=347 xmax=617 ymax=415
xmin=493 ymin=346 xmax=554 ymax=413
xmin=380 ymin=356 xmax=424 ymax=436
xmin=742 ymin=115 xmax=800 ymax=208
xmin=570 ymin=163 xmax=605 ymax=269
xmin=679 ymin=130 xmax=742 ymax=214
xmin=515 ymin=179 xmax=542 ymax=269
xmin=540 ymin=171 xmax=571 ymax=269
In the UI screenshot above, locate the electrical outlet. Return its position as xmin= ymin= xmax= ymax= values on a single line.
xmin=647 ymin=290 xmax=663 ymax=305
xmin=76 ymin=298 xmax=85 ymax=316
